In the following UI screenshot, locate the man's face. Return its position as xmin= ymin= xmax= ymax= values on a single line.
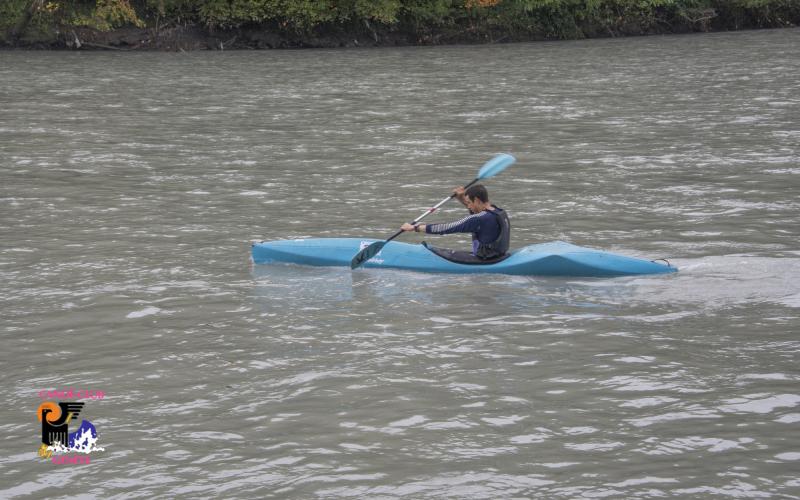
xmin=465 ymin=196 xmax=481 ymax=213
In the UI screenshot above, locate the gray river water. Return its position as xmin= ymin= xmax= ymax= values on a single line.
xmin=1 ymin=28 xmax=799 ymax=498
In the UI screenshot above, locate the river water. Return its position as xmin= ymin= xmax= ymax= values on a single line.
xmin=1 ymin=28 xmax=799 ymax=497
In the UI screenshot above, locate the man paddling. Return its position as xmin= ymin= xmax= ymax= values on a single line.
xmin=400 ymin=184 xmax=510 ymax=260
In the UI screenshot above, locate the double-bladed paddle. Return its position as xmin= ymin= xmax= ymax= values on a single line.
xmin=350 ymin=153 xmax=516 ymax=269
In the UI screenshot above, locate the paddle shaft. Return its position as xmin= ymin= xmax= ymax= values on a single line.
xmin=381 ymin=178 xmax=480 ymax=245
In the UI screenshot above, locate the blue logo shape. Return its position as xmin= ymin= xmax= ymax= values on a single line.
xmin=68 ymin=419 xmax=98 ymax=450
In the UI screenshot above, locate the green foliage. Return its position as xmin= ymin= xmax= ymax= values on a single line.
xmin=144 ymin=0 xmax=197 ymax=20
xmin=351 ymin=0 xmax=402 ymax=24
xmin=2 ymin=0 xmax=145 ymax=35
xmin=197 ymin=0 xmax=276 ymax=28
xmin=194 ymin=0 xmax=403 ymax=31
xmin=72 ymin=0 xmax=145 ymax=30
xmin=280 ymin=0 xmax=338 ymax=29
xmin=402 ymin=0 xmax=460 ymax=26
xmin=3 ymin=0 xmax=799 ymax=45
xmin=0 ymin=0 xmax=30 ymax=33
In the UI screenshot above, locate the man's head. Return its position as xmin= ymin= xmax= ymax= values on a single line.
xmin=465 ymin=185 xmax=488 ymax=202
xmin=464 ymin=184 xmax=490 ymax=212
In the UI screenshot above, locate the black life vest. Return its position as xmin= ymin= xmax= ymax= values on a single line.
xmin=475 ymin=206 xmax=510 ymax=260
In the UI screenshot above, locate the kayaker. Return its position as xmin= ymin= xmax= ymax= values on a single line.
xmin=400 ymin=184 xmax=510 ymax=260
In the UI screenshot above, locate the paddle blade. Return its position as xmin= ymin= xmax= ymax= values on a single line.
xmin=477 ymin=153 xmax=516 ymax=180
xmin=350 ymin=241 xmax=386 ymax=269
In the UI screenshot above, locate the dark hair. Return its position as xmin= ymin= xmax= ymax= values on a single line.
xmin=465 ymin=184 xmax=489 ymax=203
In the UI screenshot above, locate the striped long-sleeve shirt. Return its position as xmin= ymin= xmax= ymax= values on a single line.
xmin=425 ymin=208 xmax=502 ymax=254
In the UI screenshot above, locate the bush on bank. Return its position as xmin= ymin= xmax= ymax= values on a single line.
xmin=3 ymin=0 xmax=799 ymax=49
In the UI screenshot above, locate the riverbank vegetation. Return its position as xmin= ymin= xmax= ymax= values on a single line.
xmin=3 ymin=0 xmax=799 ymax=49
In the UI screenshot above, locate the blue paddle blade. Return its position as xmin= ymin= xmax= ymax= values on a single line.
xmin=477 ymin=153 xmax=516 ymax=180
xmin=350 ymin=241 xmax=387 ymax=269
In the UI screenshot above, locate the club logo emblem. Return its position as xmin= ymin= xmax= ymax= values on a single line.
xmin=36 ymin=396 xmax=103 ymax=463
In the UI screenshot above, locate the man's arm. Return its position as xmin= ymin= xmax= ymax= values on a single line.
xmin=400 ymin=186 xmax=469 ymax=233
xmin=424 ymin=213 xmax=482 ymax=235
xmin=401 ymin=212 xmax=482 ymax=235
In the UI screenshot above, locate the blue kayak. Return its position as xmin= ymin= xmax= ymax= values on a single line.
xmin=251 ymin=238 xmax=676 ymax=277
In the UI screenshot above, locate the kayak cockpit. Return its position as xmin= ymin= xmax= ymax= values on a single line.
xmin=422 ymin=242 xmax=513 ymax=265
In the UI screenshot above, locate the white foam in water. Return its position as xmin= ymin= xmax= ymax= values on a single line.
xmin=126 ymin=306 xmax=161 ymax=319
xmin=389 ymin=415 xmax=427 ymax=428
xmin=608 ymin=477 xmax=679 ymax=487
xmin=565 ymin=441 xmax=625 ymax=452
xmin=481 ymin=415 xmax=527 ymax=426
xmin=738 ymin=373 xmax=796 ymax=381
xmin=780 ymin=293 xmax=800 ymax=308
xmin=720 ymin=394 xmax=800 ymax=414
xmin=620 ymin=397 xmax=680 ymax=408
xmin=615 ymin=356 xmax=655 ymax=363
xmin=627 ymin=409 xmax=721 ymax=428
xmin=511 ymin=432 xmax=552 ymax=444
xmin=638 ymin=436 xmax=754 ymax=455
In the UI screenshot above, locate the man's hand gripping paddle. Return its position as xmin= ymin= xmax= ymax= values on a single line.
xmin=350 ymin=153 xmax=516 ymax=269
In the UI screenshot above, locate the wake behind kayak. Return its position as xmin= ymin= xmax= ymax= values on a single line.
xmin=251 ymin=238 xmax=676 ymax=277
